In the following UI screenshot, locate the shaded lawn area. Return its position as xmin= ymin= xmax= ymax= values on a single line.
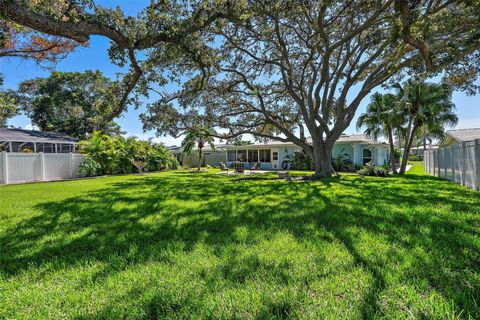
xmin=0 ymin=163 xmax=479 ymax=319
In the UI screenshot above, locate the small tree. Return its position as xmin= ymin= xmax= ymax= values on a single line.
xmin=357 ymin=93 xmax=404 ymax=174
xmin=181 ymin=127 xmax=216 ymax=171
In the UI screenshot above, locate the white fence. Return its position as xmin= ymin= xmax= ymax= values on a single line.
xmin=424 ymin=140 xmax=480 ymax=191
xmin=0 ymin=152 xmax=84 ymax=185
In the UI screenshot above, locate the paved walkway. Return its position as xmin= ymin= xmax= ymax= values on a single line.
xmin=217 ymin=170 xmax=273 ymax=175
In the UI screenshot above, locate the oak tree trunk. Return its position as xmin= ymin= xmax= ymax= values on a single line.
xmin=310 ymin=138 xmax=334 ymax=178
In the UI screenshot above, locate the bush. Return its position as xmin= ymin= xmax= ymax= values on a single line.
xmin=408 ymin=154 xmax=423 ymax=161
xmin=79 ymin=155 xmax=102 ymax=177
xmin=332 ymin=150 xmax=355 ymax=172
xmin=78 ymin=131 xmax=179 ymax=177
xmin=358 ymin=162 xmax=390 ymax=177
xmin=290 ymin=150 xmax=356 ymax=172
xmin=291 ymin=151 xmax=313 ymax=170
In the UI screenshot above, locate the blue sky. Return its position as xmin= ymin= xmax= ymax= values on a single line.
xmin=1 ymin=0 xmax=479 ymax=146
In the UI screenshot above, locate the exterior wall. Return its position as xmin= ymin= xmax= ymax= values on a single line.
xmin=352 ymin=144 xmax=364 ymax=166
xmin=375 ymin=148 xmax=389 ymax=166
xmin=333 ymin=144 xmax=354 ymax=161
xmin=223 ymin=143 xmax=389 ymax=170
xmin=0 ymin=152 xmax=84 ymax=185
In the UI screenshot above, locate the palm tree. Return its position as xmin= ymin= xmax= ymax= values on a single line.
xmin=395 ymin=80 xmax=457 ymax=174
xmin=181 ymin=126 xmax=216 ymax=171
xmin=357 ymin=92 xmax=403 ymax=174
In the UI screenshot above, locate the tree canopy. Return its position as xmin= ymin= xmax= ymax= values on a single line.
xmin=357 ymin=93 xmax=403 ymax=173
xmin=0 ymin=89 xmax=17 ymax=127
xmin=395 ymin=80 xmax=457 ymax=173
xmin=17 ymin=70 xmax=123 ymax=138
xmin=0 ymin=0 xmax=235 ymax=118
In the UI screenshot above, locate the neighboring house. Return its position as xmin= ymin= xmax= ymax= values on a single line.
xmin=409 ymin=145 xmax=438 ymax=156
xmin=438 ymin=128 xmax=480 ymax=147
xmin=224 ymin=134 xmax=389 ymax=170
xmin=0 ymin=128 xmax=78 ymax=153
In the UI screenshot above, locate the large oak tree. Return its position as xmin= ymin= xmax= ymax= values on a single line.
xmin=142 ymin=0 xmax=480 ymax=176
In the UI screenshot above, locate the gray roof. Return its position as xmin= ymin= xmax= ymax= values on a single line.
xmin=264 ymin=134 xmax=383 ymax=145
xmin=0 ymin=128 xmax=78 ymax=144
xmin=223 ymin=134 xmax=387 ymax=149
xmin=446 ymin=128 xmax=480 ymax=142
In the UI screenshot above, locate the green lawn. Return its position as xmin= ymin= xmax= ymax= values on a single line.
xmin=0 ymin=163 xmax=479 ymax=319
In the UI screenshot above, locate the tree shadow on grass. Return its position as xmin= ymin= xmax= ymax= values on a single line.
xmin=0 ymin=172 xmax=479 ymax=318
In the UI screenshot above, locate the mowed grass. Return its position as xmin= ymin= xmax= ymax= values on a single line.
xmin=0 ymin=163 xmax=479 ymax=319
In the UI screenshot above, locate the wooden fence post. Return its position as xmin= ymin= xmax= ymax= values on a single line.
xmin=475 ymin=139 xmax=480 ymax=191
xmin=1 ymin=151 xmax=8 ymax=184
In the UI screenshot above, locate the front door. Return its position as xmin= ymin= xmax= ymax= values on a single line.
xmin=271 ymin=148 xmax=279 ymax=169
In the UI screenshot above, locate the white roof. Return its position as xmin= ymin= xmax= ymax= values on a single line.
xmin=446 ymin=128 xmax=480 ymax=142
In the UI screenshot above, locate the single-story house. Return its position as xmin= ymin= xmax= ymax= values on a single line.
xmin=438 ymin=128 xmax=480 ymax=147
xmin=171 ymin=134 xmax=389 ymax=170
xmin=409 ymin=145 xmax=438 ymax=156
xmin=224 ymin=134 xmax=390 ymax=170
xmin=0 ymin=128 xmax=78 ymax=153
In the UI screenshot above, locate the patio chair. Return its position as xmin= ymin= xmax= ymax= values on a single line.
xmin=250 ymin=161 xmax=261 ymax=173
xmin=219 ymin=162 xmax=230 ymax=173
xmin=233 ymin=161 xmax=244 ymax=174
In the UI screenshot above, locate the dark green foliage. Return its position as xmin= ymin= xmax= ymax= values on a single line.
xmin=290 ymin=151 xmax=313 ymax=170
xmin=78 ymin=131 xmax=178 ymax=176
xmin=358 ymin=163 xmax=390 ymax=177
xmin=17 ymin=70 xmax=122 ymax=138
xmin=409 ymin=154 xmax=424 ymax=161
xmin=0 ymin=89 xmax=16 ymax=127
xmin=291 ymin=150 xmax=355 ymax=172
xmin=332 ymin=150 xmax=355 ymax=172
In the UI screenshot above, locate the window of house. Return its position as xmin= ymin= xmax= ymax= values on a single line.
xmin=236 ymin=150 xmax=246 ymax=162
xmin=248 ymin=150 xmax=259 ymax=162
xmin=363 ymin=148 xmax=372 ymax=164
xmin=259 ymin=149 xmax=271 ymax=162
xmin=272 ymin=152 xmax=278 ymax=161
xmin=227 ymin=150 xmax=236 ymax=162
